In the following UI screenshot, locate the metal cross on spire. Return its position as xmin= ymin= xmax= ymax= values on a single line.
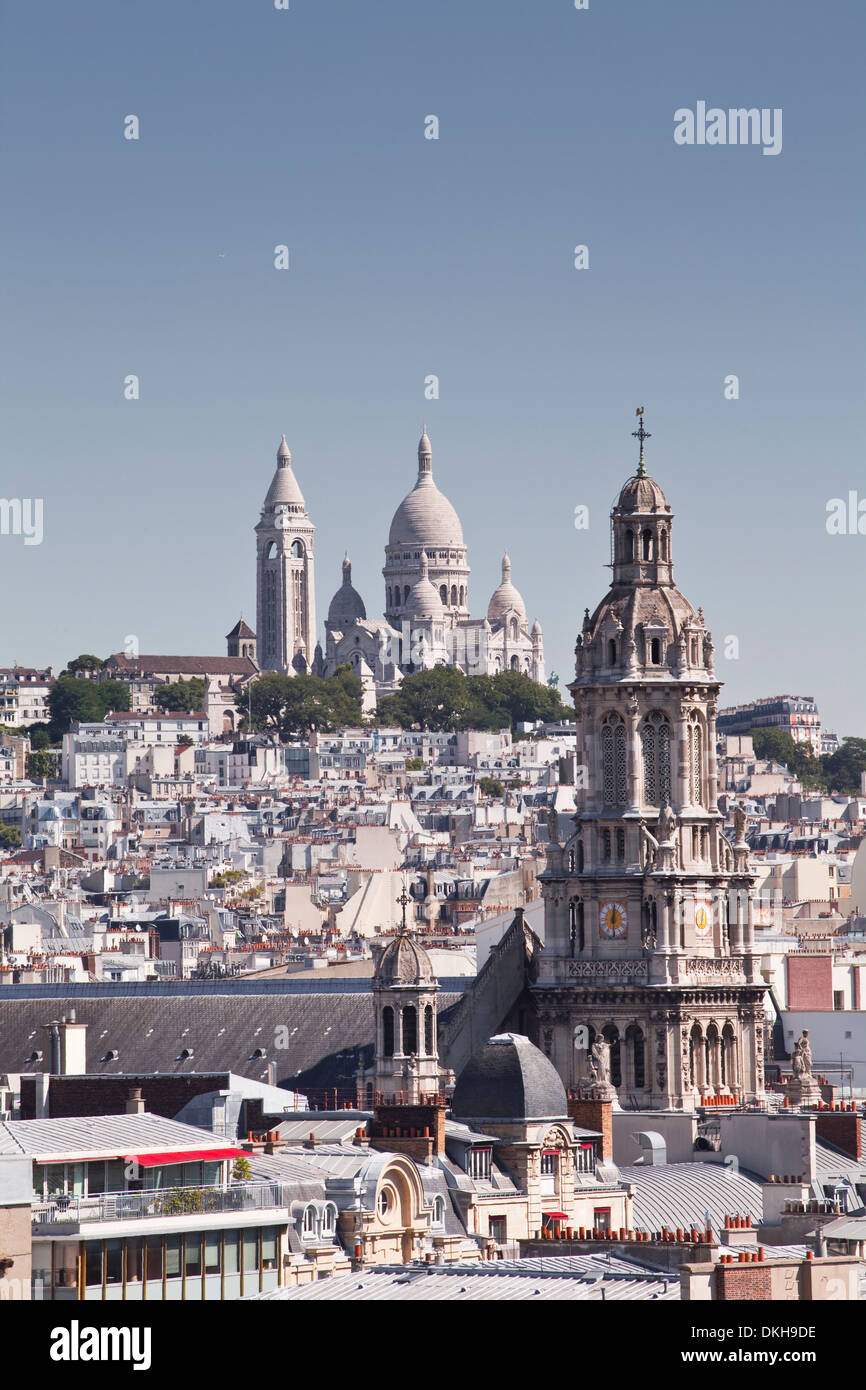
xmin=632 ymin=406 xmax=651 ymax=477
xmin=397 ymin=884 xmax=412 ymax=933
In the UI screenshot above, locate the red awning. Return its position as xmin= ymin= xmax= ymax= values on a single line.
xmin=128 ymin=1148 xmax=247 ymax=1168
xmin=542 ymin=1211 xmax=569 ymax=1220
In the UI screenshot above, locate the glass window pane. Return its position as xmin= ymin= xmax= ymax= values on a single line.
xmin=71 ymin=1163 xmax=86 ymax=1197
xmin=261 ymin=1228 xmax=277 ymax=1269
xmin=205 ymin=1234 xmax=221 ymax=1274
xmin=184 ymin=1234 xmax=202 ymax=1278
xmin=243 ymin=1230 xmax=258 ymax=1272
xmin=203 ymin=1162 xmax=221 ymax=1187
xmin=45 ymin=1165 xmax=66 ymax=1197
xmin=84 ymin=1244 xmax=103 ymax=1287
xmin=145 ymin=1237 xmax=163 ymax=1281
xmin=105 ymin=1239 xmax=123 ymax=1284
xmin=87 ymin=1162 xmax=106 ymax=1195
xmin=165 ymin=1235 xmax=181 ymax=1279
xmin=126 ymin=1239 xmax=144 ymax=1284
xmin=54 ymin=1242 xmax=79 ymax=1290
xmin=224 ymin=1231 xmax=239 ymax=1275
xmin=104 ymin=1160 xmax=125 ymax=1193
xmin=182 ymin=1162 xmax=202 ymax=1188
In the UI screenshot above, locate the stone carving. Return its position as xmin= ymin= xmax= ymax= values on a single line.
xmin=733 ymin=802 xmax=748 ymax=846
xmin=639 ymin=818 xmax=658 ymax=871
xmin=654 ymin=803 xmax=679 ymax=871
xmin=567 ymin=959 xmax=648 ymax=980
xmin=685 ymin=957 xmax=746 ymax=982
xmin=547 ymin=807 xmax=559 ymax=845
xmin=588 ymin=1036 xmax=611 ymax=1085
xmin=791 ymin=1030 xmax=812 ymax=1077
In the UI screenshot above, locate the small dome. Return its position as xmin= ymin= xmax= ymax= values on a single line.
xmin=406 ymin=551 xmax=444 ymax=619
xmin=374 ymin=932 xmax=437 ymax=987
xmin=615 ymin=473 xmax=670 ymax=515
xmin=264 ymin=437 xmax=306 ymax=510
xmin=327 ymin=554 xmax=366 ymax=627
xmin=531 ymin=618 xmax=542 ymax=636
xmin=451 ymin=1033 xmax=568 ymax=1122
xmin=487 ymin=553 xmax=526 ymax=624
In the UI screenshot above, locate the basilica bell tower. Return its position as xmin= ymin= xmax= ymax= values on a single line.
xmin=534 ymin=411 xmax=766 ymax=1112
xmin=255 ymin=436 xmax=317 ymax=674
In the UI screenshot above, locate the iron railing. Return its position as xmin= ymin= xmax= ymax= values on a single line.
xmin=31 ymin=1180 xmax=288 ymax=1227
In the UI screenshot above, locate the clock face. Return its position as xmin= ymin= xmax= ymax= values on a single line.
xmin=694 ymin=900 xmax=712 ymax=939
xmin=599 ymin=901 xmax=627 ymax=938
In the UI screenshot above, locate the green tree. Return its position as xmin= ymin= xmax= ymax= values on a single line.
xmin=0 ymin=823 xmax=21 ymax=849
xmin=65 ymin=653 xmax=105 ymax=672
xmin=750 ymin=727 xmax=826 ymax=789
xmin=155 ymin=678 xmax=207 ymax=713
xmin=823 ymin=737 xmax=866 ymax=795
xmin=377 ymin=666 xmax=487 ymax=731
xmin=26 ymin=750 xmax=55 ymax=779
xmin=231 ymin=1156 xmax=252 ymax=1181
xmin=404 ymin=757 xmax=425 ymax=771
xmin=478 ymin=776 xmax=505 ymax=798
xmin=25 ymin=724 xmax=53 ymax=749
xmin=239 ymin=668 xmax=363 ymax=739
xmin=48 ymin=675 xmax=130 ymax=738
xmin=98 ymin=680 xmax=131 ymax=715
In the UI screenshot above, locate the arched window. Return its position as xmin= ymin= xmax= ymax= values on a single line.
xmin=403 ymin=1005 xmax=418 ymax=1055
xmin=616 ymin=827 xmax=625 ymax=860
xmin=439 ymin=585 xmax=447 ymax=604
xmin=689 ymin=714 xmax=703 ymax=807
xmin=602 ymin=828 xmax=611 ymax=861
xmin=264 ymin=540 xmax=277 ymax=560
xmin=302 ymin=1204 xmax=317 ymax=1238
xmin=659 ymin=529 xmax=668 ymax=560
xmin=424 ymin=1004 xmax=434 ymax=1056
xmin=650 ymin=637 xmax=661 ymax=665
xmin=626 ymin=1025 xmax=645 ymax=1089
xmin=510 ymin=655 xmax=519 ymax=670
xmin=601 ymin=714 xmax=627 ymax=805
xmin=641 ymin=529 xmax=653 ymax=560
xmin=431 ymin=1196 xmax=445 ymax=1227
xmin=382 ymin=1005 xmax=394 ymax=1057
xmin=459 ymin=586 xmax=465 ymax=605
xmin=689 ymin=1022 xmax=704 ymax=1089
xmin=450 ymin=585 xmax=457 ymax=606
xmin=721 ymin=1023 xmax=737 ymax=1088
xmin=291 ymin=539 xmax=304 ymax=558
xmin=321 ymin=1203 xmax=338 ymax=1237
xmin=602 ymin=1024 xmax=622 ymax=1087
xmin=510 ymin=619 xmax=519 ymax=640
xmin=625 ymin=529 xmax=635 ymax=561
xmin=403 ymin=585 xmax=410 ymax=604
xmin=641 ymin=711 xmax=671 ymax=807
xmin=607 ymin=638 xmax=617 ymax=666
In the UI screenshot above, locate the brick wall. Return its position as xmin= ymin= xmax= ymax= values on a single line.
xmin=372 ymin=1103 xmax=445 ymax=1154
xmin=814 ymin=1110 xmax=862 ymax=1160
xmin=716 ymin=1264 xmax=774 ymax=1300
xmin=567 ymin=1097 xmax=612 ymax=1159
xmin=786 ymin=955 xmax=833 ymax=1010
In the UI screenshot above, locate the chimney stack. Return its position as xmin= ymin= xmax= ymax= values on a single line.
xmin=125 ymin=1087 xmax=145 ymax=1115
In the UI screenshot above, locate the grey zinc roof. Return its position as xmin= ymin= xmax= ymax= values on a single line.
xmin=0 ymin=1111 xmax=239 ymax=1160
xmin=0 ymin=986 xmax=463 ymax=1093
xmin=620 ymin=1161 xmax=763 ymax=1237
xmin=451 ymin=1033 xmax=568 ymax=1124
xmin=247 ymin=1260 xmax=678 ymax=1301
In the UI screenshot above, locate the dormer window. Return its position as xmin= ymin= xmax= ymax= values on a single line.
xmin=650 ymin=637 xmax=661 ymax=665
xmin=468 ymin=1147 xmax=492 ymax=1181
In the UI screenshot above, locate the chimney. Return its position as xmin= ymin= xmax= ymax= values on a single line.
xmin=57 ymin=1011 xmax=87 ymax=1074
xmin=125 ymin=1087 xmax=145 ymax=1115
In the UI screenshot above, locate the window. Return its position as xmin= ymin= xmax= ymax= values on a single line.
xmin=382 ymin=1005 xmax=394 ymax=1056
xmin=616 ymin=827 xmax=625 ymax=861
xmin=126 ymin=1239 xmax=144 ymax=1285
xmin=641 ymin=711 xmax=671 ymax=806
xmin=291 ymin=539 xmax=304 ymax=558
xmin=165 ymin=1235 xmax=182 ymax=1279
xmin=105 ymin=1239 xmax=123 ymax=1285
xmin=593 ymin=1207 xmax=611 ymax=1234
xmin=834 ymin=991 xmax=845 ymax=1011
xmin=145 ymin=1236 xmax=163 ymax=1281
xmin=689 ymin=714 xmax=703 ymax=806
xmin=431 ymin=1196 xmax=445 ymax=1227
xmin=575 ymin=1144 xmax=596 ymax=1175
xmin=302 ymin=1205 xmax=318 ymax=1238
xmin=224 ymin=1231 xmax=240 ymax=1275
xmin=424 ymin=1004 xmax=434 ymax=1056
xmin=377 ymin=1188 xmax=392 ymax=1218
xmin=602 ymin=828 xmax=611 ymax=861
xmin=468 ymin=1148 xmax=492 ymax=1181
xmin=261 ymin=1228 xmax=278 ymax=1270
xmin=403 ymin=1005 xmax=418 ymax=1055
xmin=601 ymin=714 xmax=627 ymax=806
xmin=85 ymin=1244 xmax=103 ymax=1287
xmin=541 ymin=1152 xmax=558 ymax=1176
xmin=184 ymin=1234 xmax=202 ymax=1278
xmin=607 ymin=638 xmax=617 ymax=666
xmin=650 ymin=637 xmax=661 ymax=664
xmin=489 ymin=1216 xmax=507 ymax=1244
xmin=320 ymin=1205 xmax=337 ymax=1239
xmin=205 ymin=1234 xmax=221 ymax=1275
xmin=641 ymin=528 xmax=653 ymax=560
xmin=243 ymin=1230 xmax=259 ymax=1273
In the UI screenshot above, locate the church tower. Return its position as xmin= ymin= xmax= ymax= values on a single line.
xmin=535 ymin=411 xmax=766 ymax=1111
xmin=255 ymin=436 xmax=317 ymax=674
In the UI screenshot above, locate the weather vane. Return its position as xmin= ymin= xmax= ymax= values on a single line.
xmin=397 ymin=884 xmax=411 ymax=933
xmin=632 ymin=406 xmax=651 ymax=478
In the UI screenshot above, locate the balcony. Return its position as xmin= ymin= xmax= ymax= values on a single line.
xmin=32 ymin=1180 xmax=288 ymax=1228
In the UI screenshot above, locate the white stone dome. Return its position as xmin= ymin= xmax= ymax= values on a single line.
xmin=327 ymin=554 xmax=366 ymax=627
xmin=487 ymin=553 xmax=526 ymax=624
xmin=264 ymin=436 xmax=306 ymax=510
xmin=406 ymin=551 xmax=444 ymax=619
xmin=388 ymin=433 xmax=464 ymax=549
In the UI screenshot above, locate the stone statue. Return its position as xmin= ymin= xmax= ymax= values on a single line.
xmin=588 ymin=1036 xmax=611 ymax=1085
xmin=657 ymin=802 xmax=677 ymax=844
xmin=639 ymin=818 xmax=658 ymax=870
xmin=792 ymin=1030 xmax=813 ymax=1077
xmin=547 ymin=808 xmax=559 ymax=844
xmin=733 ymin=802 xmax=748 ymax=846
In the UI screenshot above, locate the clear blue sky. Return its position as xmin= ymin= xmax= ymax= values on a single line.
xmin=2 ymin=0 xmax=864 ymax=733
